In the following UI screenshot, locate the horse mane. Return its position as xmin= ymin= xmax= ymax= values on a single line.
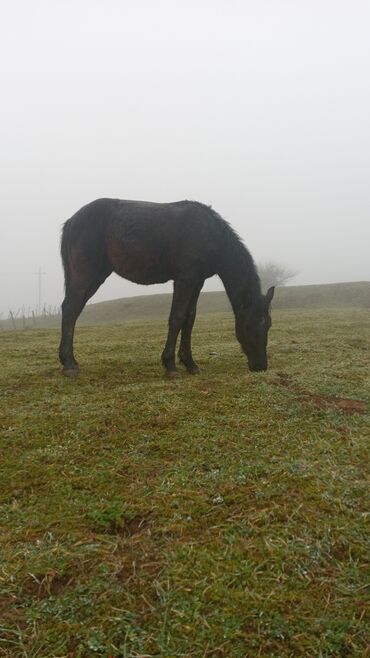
xmin=192 ymin=201 xmax=262 ymax=309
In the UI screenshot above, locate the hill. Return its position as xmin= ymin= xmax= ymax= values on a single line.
xmin=77 ymin=281 xmax=370 ymax=326
xmin=1 ymin=281 xmax=369 ymax=331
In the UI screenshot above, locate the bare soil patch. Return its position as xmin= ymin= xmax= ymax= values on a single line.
xmin=0 ymin=595 xmax=27 ymax=628
xmin=275 ymin=372 xmax=367 ymax=415
xmin=22 ymin=571 xmax=74 ymax=599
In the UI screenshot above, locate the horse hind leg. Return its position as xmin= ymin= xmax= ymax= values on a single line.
xmin=59 ymin=268 xmax=111 ymax=376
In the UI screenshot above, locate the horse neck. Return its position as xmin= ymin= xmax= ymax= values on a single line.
xmin=217 ymin=237 xmax=261 ymax=314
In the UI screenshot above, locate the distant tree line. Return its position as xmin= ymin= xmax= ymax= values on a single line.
xmin=258 ymin=261 xmax=297 ymax=291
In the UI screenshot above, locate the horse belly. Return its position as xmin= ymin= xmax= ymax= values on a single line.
xmin=107 ymin=243 xmax=173 ymax=285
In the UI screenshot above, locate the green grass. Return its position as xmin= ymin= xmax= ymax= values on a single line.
xmin=0 ymin=309 xmax=369 ymax=657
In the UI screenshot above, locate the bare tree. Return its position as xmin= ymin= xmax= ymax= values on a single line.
xmin=258 ymin=261 xmax=297 ymax=290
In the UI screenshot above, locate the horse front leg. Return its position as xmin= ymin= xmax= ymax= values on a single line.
xmin=178 ymin=281 xmax=203 ymax=374
xmin=161 ymin=278 xmax=201 ymax=377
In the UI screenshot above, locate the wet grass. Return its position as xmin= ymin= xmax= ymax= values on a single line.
xmin=0 ymin=308 xmax=369 ymax=657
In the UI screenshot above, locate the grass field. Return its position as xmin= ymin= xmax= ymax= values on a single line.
xmin=0 ymin=308 xmax=369 ymax=657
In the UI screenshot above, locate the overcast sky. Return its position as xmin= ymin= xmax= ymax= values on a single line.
xmin=1 ymin=0 xmax=369 ymax=316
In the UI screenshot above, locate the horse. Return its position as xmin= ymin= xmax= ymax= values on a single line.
xmin=59 ymin=198 xmax=275 ymax=377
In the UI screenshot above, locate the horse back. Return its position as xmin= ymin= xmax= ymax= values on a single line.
xmin=65 ymin=198 xmax=223 ymax=285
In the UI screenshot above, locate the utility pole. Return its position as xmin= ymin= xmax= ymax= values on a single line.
xmin=34 ymin=266 xmax=46 ymax=316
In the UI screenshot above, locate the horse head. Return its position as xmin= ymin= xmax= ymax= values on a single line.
xmin=235 ymin=286 xmax=275 ymax=371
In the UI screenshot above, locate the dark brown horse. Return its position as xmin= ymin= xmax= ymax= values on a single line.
xmin=59 ymin=198 xmax=274 ymax=377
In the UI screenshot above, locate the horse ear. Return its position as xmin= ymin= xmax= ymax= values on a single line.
xmin=265 ymin=286 xmax=275 ymax=305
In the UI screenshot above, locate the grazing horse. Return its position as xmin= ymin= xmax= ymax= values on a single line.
xmin=59 ymin=198 xmax=274 ymax=377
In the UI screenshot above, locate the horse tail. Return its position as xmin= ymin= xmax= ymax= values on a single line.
xmin=60 ymin=218 xmax=73 ymax=292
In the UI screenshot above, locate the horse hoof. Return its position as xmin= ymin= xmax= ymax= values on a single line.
xmin=188 ymin=366 xmax=201 ymax=375
xmin=62 ymin=367 xmax=79 ymax=378
xmin=166 ymin=370 xmax=181 ymax=379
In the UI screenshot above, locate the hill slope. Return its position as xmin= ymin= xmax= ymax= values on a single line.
xmin=1 ymin=282 xmax=369 ymax=331
xmin=77 ymin=281 xmax=370 ymax=326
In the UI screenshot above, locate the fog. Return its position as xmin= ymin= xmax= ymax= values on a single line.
xmin=1 ymin=0 xmax=369 ymax=316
